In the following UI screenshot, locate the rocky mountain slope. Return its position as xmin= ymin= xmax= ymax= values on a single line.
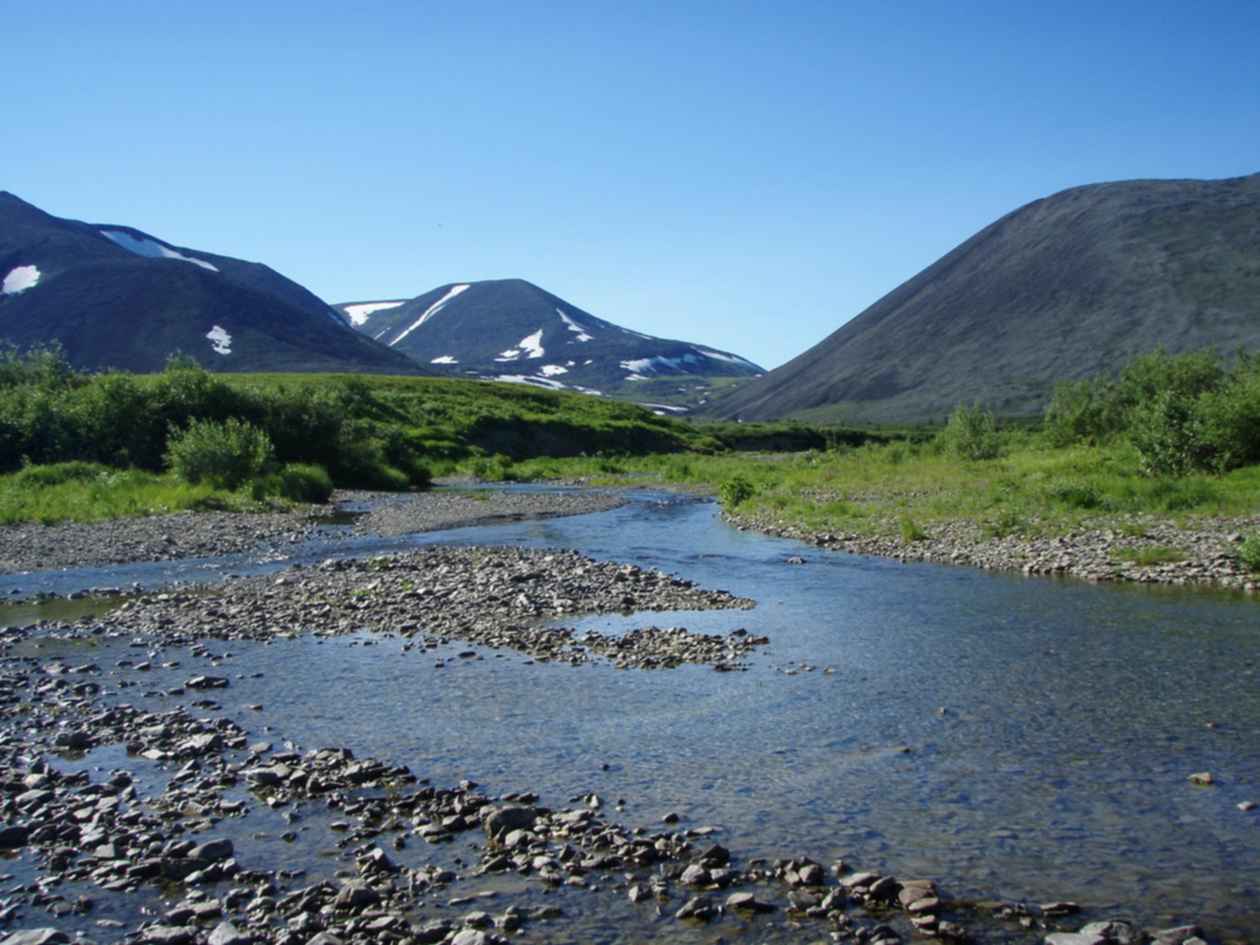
xmin=0 ymin=192 xmax=419 ymax=374
xmin=338 ymin=278 xmax=762 ymax=406
xmin=711 ymin=172 xmax=1260 ymax=424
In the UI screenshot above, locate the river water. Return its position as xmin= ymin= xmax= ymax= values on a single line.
xmin=3 ymin=488 xmax=1258 ymax=940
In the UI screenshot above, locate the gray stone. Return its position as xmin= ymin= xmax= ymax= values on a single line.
xmin=1152 ymin=928 xmax=1202 ymax=945
xmin=1045 ymin=935 xmax=1107 ymax=945
xmin=191 ymin=838 xmax=234 ymax=862
xmin=207 ymin=922 xmax=250 ymax=945
xmin=1079 ymin=920 xmax=1143 ymax=945
xmin=140 ymin=927 xmax=196 ymax=945
xmin=1 ymin=932 xmax=71 ymax=945
xmin=0 ymin=825 xmax=30 ymax=849
xmin=482 ymin=805 xmax=538 ymax=840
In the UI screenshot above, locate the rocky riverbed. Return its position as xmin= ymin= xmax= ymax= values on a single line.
xmin=727 ymin=510 xmax=1260 ymax=594
xmin=9 ymin=546 xmax=760 ymax=671
xmin=0 ymin=639 xmax=1216 ymax=945
xmin=0 ymin=489 xmax=624 ymax=574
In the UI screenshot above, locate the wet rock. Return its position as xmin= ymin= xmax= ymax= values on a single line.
xmin=1187 ymin=772 xmax=1214 ymax=786
xmin=0 ymin=825 xmax=30 ymax=849
xmin=1078 ymin=920 xmax=1143 ymax=945
xmin=140 ymin=926 xmax=196 ymax=945
xmin=675 ymin=896 xmax=716 ymax=921
xmin=1151 ymin=927 xmax=1203 ymax=945
xmin=207 ymin=923 xmax=250 ymax=945
xmin=727 ymin=891 xmax=775 ymax=913
xmin=1 ymin=932 xmax=71 ymax=945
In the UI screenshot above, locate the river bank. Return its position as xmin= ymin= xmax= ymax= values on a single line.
xmin=0 ymin=489 xmax=623 ymax=574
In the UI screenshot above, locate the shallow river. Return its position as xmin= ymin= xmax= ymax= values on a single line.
xmin=4 ymin=488 xmax=1259 ymax=940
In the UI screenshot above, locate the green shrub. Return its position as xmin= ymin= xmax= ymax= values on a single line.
xmin=276 ymin=463 xmax=334 ymax=503
xmin=898 ymin=515 xmax=927 ymax=542
xmin=470 ymin=454 xmax=516 ymax=482
xmin=1113 ymin=545 xmax=1187 ymax=566
xmin=10 ymin=461 xmax=111 ymax=488
xmin=1129 ymin=390 xmax=1211 ymax=477
xmin=1239 ymin=535 xmax=1260 ymax=572
xmin=1043 ymin=479 xmax=1107 ymax=510
xmin=938 ymin=404 xmax=1002 ymax=460
xmin=719 ymin=475 xmax=756 ymax=508
xmin=165 ymin=418 xmax=275 ymax=489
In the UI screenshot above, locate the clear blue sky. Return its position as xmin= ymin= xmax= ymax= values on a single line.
xmin=5 ymin=0 xmax=1258 ymax=369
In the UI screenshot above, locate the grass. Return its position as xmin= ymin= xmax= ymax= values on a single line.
xmin=1112 ymin=546 xmax=1188 ymax=566
xmin=492 ymin=437 xmax=1260 ymax=542
xmin=0 ymin=464 xmax=253 ymax=525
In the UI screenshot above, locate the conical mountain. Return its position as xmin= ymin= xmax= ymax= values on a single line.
xmin=0 ymin=191 xmax=419 ymax=374
xmin=338 ymin=278 xmax=762 ymax=400
xmin=711 ymin=172 xmax=1260 ymax=424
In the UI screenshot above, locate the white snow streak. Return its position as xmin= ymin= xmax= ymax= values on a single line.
xmin=539 ymin=364 xmax=568 ymax=376
xmin=344 ymin=300 xmax=406 ymax=326
xmin=556 ymin=308 xmax=593 ymax=342
xmin=494 ymin=329 xmax=545 ymax=362
xmin=101 ymin=230 xmax=219 ymax=272
xmin=694 ymin=347 xmax=753 ymax=366
xmin=637 ymin=402 xmax=688 ymax=413
xmin=2 ymin=265 xmax=40 ymax=295
xmin=206 ymin=325 xmax=232 ymax=356
xmin=431 ymin=355 xmax=458 ymax=364
xmin=495 ymin=374 xmax=567 ymax=390
xmin=391 ymin=284 xmax=470 ymax=346
xmin=619 ymin=353 xmax=703 ymax=375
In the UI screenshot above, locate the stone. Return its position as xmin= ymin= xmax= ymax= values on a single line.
xmin=482 ymin=805 xmax=539 ymax=841
xmin=1187 ymin=772 xmax=1214 ymax=786
xmin=1238 ymin=800 xmax=1256 ymax=811
xmin=207 ymin=923 xmax=250 ymax=945
xmin=334 ymin=883 xmax=379 ymax=910
xmin=140 ymin=927 xmax=196 ymax=945
xmin=1 ymin=932 xmax=71 ymax=945
xmin=191 ymin=838 xmax=234 ymax=862
xmin=1151 ymin=927 xmax=1202 ymax=945
xmin=1079 ymin=920 xmax=1142 ymax=945
xmin=727 ymin=892 xmax=775 ymax=913
xmin=0 ymin=825 xmax=30 ymax=849
xmin=681 ymin=864 xmax=710 ymax=885
xmin=185 ymin=675 xmax=229 ymax=689
xmin=1045 ymin=935 xmax=1108 ymax=945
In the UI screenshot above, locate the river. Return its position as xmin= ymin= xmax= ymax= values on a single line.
xmin=3 ymin=487 xmax=1258 ymax=941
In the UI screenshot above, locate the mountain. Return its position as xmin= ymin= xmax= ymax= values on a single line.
xmin=0 ymin=192 xmax=419 ymax=374
xmin=711 ymin=172 xmax=1260 ymax=424
xmin=337 ymin=279 xmax=762 ymax=409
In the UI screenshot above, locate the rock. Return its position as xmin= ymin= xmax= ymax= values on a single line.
xmin=1152 ymin=927 xmax=1203 ymax=945
xmin=185 ymin=675 xmax=229 ymax=689
xmin=334 ymin=883 xmax=379 ymax=910
xmin=680 ymin=864 xmax=710 ymax=886
xmin=1238 ymin=800 xmax=1256 ymax=811
xmin=1046 ymin=935 xmax=1109 ymax=945
xmin=207 ymin=923 xmax=250 ymax=945
xmin=726 ymin=892 xmax=775 ymax=913
xmin=1079 ymin=920 xmax=1143 ymax=945
xmin=306 ymin=934 xmax=344 ymax=945
xmin=1 ymin=932 xmax=71 ymax=945
xmin=482 ymin=805 xmax=539 ymax=841
xmin=450 ymin=932 xmax=494 ymax=945
xmin=0 ymin=825 xmax=30 ymax=849
xmin=140 ymin=927 xmax=196 ymax=945
xmin=191 ymin=838 xmax=234 ymax=862
xmin=675 ymin=896 xmax=716 ymax=921
xmin=1041 ymin=902 xmax=1081 ymax=917
xmin=1187 ymin=772 xmax=1214 ymax=786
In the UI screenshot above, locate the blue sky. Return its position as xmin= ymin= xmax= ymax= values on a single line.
xmin=5 ymin=1 xmax=1259 ymax=369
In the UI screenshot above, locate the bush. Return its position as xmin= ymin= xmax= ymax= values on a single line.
xmin=898 ymin=515 xmax=927 ymax=542
xmin=938 ymin=404 xmax=1002 ymax=460
xmin=276 ymin=463 xmax=334 ymax=503
xmin=1129 ymin=390 xmax=1212 ymax=477
xmin=10 ymin=461 xmax=111 ymax=488
xmin=165 ymin=418 xmax=275 ymax=489
xmin=1239 ymin=534 xmax=1260 ymax=572
xmin=719 ymin=475 xmax=756 ymax=508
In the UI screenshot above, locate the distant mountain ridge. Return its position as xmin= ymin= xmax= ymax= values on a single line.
xmin=337 ymin=278 xmax=763 ymax=399
xmin=0 ymin=191 xmax=419 ymax=374
xmin=711 ymin=172 xmax=1260 ymax=424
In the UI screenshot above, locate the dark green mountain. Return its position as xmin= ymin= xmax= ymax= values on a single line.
xmin=711 ymin=173 xmax=1260 ymax=424
xmin=338 ymin=278 xmax=762 ymax=405
xmin=0 ymin=192 xmax=420 ymax=374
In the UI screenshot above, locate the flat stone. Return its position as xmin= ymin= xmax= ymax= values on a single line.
xmin=0 ymin=825 xmax=30 ymax=849
xmin=1187 ymin=772 xmax=1214 ymax=786
xmin=140 ymin=927 xmax=196 ymax=945
xmin=1 ymin=931 xmax=72 ymax=945
xmin=1152 ymin=927 xmax=1203 ymax=945
xmin=207 ymin=922 xmax=250 ymax=945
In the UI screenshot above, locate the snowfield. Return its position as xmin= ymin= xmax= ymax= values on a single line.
xmin=540 ymin=364 xmax=568 ymax=376
xmin=2 ymin=265 xmax=40 ymax=295
xmin=205 ymin=325 xmax=232 ymax=356
xmin=431 ymin=355 xmax=458 ymax=364
xmin=556 ymin=308 xmax=593 ymax=342
xmin=101 ymin=230 xmax=219 ymax=272
xmin=391 ymin=284 xmax=470 ymax=346
xmin=344 ymin=300 xmax=407 ymax=326
xmin=495 ymin=329 xmax=546 ymax=362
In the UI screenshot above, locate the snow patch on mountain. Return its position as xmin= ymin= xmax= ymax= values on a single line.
xmin=391 ymin=283 xmax=470 ymax=346
xmin=495 ymin=329 xmax=546 ymax=362
xmin=206 ymin=325 xmax=232 ymax=356
xmin=556 ymin=308 xmax=593 ymax=342
xmin=431 ymin=355 xmax=458 ymax=364
xmin=540 ymin=364 xmax=568 ymax=376
xmin=619 ymin=353 xmax=703 ymax=375
xmin=694 ymin=347 xmax=753 ymax=366
xmin=101 ymin=230 xmax=219 ymax=272
xmin=2 ymin=265 xmax=40 ymax=295
xmin=344 ymin=300 xmax=406 ymax=325
xmin=495 ymin=374 xmax=566 ymax=390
